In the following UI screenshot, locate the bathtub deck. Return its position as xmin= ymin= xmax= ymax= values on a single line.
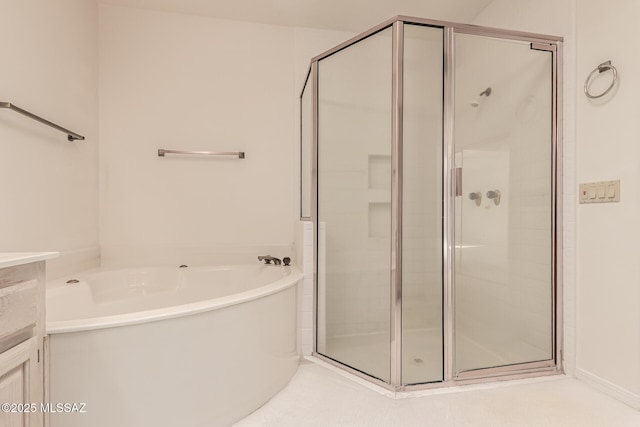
xmin=236 ymin=359 xmax=640 ymax=426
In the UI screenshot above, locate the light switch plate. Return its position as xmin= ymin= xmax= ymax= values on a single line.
xmin=579 ymin=180 xmax=620 ymax=204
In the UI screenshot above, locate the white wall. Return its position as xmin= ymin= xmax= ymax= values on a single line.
xmin=99 ymin=5 xmax=297 ymax=265
xmin=98 ymin=5 xmax=352 ymax=267
xmin=0 ymin=0 xmax=100 ymax=278
xmin=575 ymin=0 xmax=640 ymax=405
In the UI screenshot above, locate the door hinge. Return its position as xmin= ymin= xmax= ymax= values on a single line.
xmin=530 ymin=42 xmax=556 ymax=53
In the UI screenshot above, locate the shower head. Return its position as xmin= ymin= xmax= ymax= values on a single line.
xmin=479 ymin=87 xmax=492 ymax=97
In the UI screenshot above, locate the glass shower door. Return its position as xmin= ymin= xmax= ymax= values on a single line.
xmin=401 ymin=24 xmax=444 ymax=385
xmin=316 ymin=24 xmax=445 ymax=385
xmin=453 ymin=33 xmax=554 ymax=376
xmin=316 ymin=28 xmax=393 ymax=382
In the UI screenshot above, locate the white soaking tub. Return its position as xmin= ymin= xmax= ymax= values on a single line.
xmin=46 ymin=264 xmax=302 ymax=427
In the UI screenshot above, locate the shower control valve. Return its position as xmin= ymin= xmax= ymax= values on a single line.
xmin=486 ymin=190 xmax=501 ymax=206
xmin=258 ymin=255 xmax=282 ymax=265
xmin=468 ymin=192 xmax=482 ymax=206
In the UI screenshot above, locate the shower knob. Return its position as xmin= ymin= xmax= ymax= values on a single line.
xmin=468 ymin=192 xmax=482 ymax=206
xmin=486 ymin=190 xmax=501 ymax=206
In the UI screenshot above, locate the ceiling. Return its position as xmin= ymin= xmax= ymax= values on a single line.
xmin=99 ymin=0 xmax=495 ymax=32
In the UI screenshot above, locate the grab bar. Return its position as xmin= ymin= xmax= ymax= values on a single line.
xmin=0 ymin=102 xmax=85 ymax=141
xmin=158 ymin=149 xmax=245 ymax=159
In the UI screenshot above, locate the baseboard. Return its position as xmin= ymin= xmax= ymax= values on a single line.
xmin=575 ymin=367 xmax=640 ymax=410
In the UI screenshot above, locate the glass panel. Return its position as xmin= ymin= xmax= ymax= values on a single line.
xmin=300 ymin=75 xmax=312 ymax=219
xmin=317 ymin=28 xmax=393 ymax=382
xmin=401 ymin=24 xmax=443 ymax=384
xmin=453 ymin=34 xmax=553 ymax=374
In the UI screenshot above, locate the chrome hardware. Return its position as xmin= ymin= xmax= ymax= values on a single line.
xmin=471 ymin=87 xmax=492 ymax=107
xmin=0 ymin=102 xmax=85 ymax=141
xmin=258 ymin=255 xmax=282 ymax=265
xmin=455 ymin=167 xmax=462 ymax=197
xmin=283 ymin=257 xmax=291 ymax=266
xmin=584 ymin=60 xmax=617 ymax=99
xmin=179 ymin=265 xmax=188 ymax=268
xmin=158 ymin=149 xmax=245 ymax=159
xmin=66 ymin=279 xmax=79 ymax=284
xmin=468 ymin=192 xmax=482 ymax=206
xmin=486 ymin=190 xmax=501 ymax=206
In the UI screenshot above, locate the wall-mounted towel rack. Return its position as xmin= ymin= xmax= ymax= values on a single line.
xmin=584 ymin=60 xmax=618 ymax=99
xmin=0 ymin=102 xmax=85 ymax=141
xmin=158 ymin=149 xmax=245 ymax=159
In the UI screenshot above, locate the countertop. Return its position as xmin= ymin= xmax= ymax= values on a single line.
xmin=0 ymin=252 xmax=60 ymax=269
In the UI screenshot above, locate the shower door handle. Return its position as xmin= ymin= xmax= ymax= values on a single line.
xmin=455 ymin=167 xmax=462 ymax=197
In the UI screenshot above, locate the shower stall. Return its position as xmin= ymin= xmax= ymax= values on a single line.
xmin=300 ymin=16 xmax=562 ymax=389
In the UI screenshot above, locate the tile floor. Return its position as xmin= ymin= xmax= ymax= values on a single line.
xmin=236 ymin=359 xmax=640 ymax=426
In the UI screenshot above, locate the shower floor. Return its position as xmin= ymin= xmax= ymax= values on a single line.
xmin=323 ymin=328 xmax=546 ymax=383
xmin=324 ymin=329 xmax=445 ymax=382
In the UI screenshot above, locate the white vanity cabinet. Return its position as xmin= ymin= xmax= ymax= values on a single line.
xmin=0 ymin=253 xmax=57 ymax=427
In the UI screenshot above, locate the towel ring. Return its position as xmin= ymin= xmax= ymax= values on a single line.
xmin=584 ymin=60 xmax=618 ymax=99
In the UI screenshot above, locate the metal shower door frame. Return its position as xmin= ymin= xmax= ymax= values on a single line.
xmin=305 ymin=15 xmax=564 ymax=392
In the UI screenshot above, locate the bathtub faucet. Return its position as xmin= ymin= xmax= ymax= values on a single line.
xmin=258 ymin=255 xmax=282 ymax=265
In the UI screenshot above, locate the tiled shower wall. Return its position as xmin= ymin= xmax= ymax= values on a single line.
xmin=295 ymin=221 xmax=314 ymax=356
